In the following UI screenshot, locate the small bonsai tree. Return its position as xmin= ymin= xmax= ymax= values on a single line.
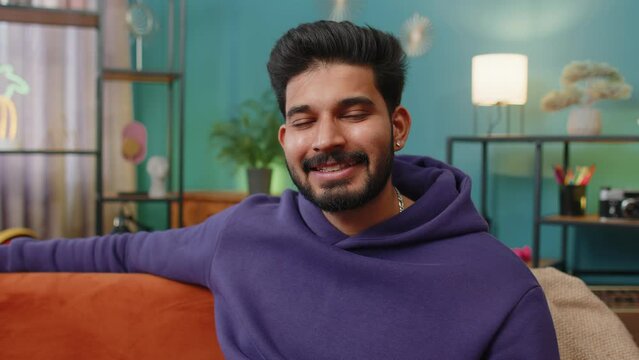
xmin=210 ymin=91 xmax=282 ymax=169
xmin=541 ymin=61 xmax=632 ymax=112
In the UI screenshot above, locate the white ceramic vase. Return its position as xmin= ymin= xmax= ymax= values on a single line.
xmin=566 ymin=106 xmax=601 ymax=136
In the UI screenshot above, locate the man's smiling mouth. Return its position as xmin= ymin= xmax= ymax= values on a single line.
xmin=311 ymin=160 xmax=358 ymax=173
xmin=303 ymin=150 xmax=369 ymax=174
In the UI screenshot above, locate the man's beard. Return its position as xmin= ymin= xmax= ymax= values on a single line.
xmin=286 ymin=144 xmax=394 ymax=213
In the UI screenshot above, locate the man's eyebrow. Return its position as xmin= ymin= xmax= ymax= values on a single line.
xmin=286 ymin=105 xmax=311 ymax=119
xmin=339 ymin=96 xmax=374 ymax=108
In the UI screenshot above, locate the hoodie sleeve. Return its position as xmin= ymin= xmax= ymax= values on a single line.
xmin=0 ymin=207 xmax=235 ymax=289
xmin=484 ymin=286 xmax=560 ymax=360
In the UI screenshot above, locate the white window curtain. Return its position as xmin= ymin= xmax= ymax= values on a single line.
xmin=0 ymin=0 xmax=136 ymax=237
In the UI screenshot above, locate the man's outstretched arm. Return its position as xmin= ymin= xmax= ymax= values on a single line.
xmin=0 ymin=208 xmax=234 ymax=289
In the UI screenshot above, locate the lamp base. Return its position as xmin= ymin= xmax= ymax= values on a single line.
xmin=473 ymin=104 xmax=525 ymax=136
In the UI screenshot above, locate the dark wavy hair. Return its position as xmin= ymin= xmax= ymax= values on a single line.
xmin=267 ymin=21 xmax=407 ymax=116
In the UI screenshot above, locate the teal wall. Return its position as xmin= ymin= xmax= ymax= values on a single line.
xmin=140 ymin=0 xmax=639 ymax=283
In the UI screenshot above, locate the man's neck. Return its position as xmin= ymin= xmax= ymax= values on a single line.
xmin=322 ymin=182 xmax=414 ymax=236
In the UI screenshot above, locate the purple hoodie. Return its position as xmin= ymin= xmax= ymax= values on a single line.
xmin=1 ymin=155 xmax=559 ymax=359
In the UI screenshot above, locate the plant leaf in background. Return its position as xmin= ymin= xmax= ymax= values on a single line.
xmin=210 ymin=91 xmax=283 ymax=169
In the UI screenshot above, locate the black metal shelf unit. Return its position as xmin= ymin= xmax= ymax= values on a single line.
xmin=95 ymin=1 xmax=187 ymax=233
xmin=0 ymin=149 xmax=98 ymax=155
xmin=0 ymin=5 xmax=98 ymax=27
xmin=446 ymin=135 xmax=639 ymax=276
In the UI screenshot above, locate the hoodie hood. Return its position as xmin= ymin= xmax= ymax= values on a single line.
xmin=298 ymin=155 xmax=488 ymax=249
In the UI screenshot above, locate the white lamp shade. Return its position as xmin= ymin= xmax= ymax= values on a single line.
xmin=472 ymin=53 xmax=528 ymax=106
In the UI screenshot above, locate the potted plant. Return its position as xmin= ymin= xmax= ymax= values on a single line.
xmin=541 ymin=61 xmax=632 ymax=135
xmin=210 ymin=91 xmax=282 ymax=194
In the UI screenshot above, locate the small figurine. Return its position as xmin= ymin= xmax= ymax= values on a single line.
xmin=146 ymin=156 xmax=168 ymax=198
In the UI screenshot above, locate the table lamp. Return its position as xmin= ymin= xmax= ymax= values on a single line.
xmin=471 ymin=53 xmax=528 ymax=135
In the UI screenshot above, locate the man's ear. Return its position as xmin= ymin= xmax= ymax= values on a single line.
xmin=278 ymin=124 xmax=287 ymax=149
xmin=391 ymin=105 xmax=412 ymax=151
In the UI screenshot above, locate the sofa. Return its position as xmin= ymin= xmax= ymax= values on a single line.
xmin=1 ymin=269 xmax=638 ymax=360
xmin=0 ymin=273 xmax=224 ymax=360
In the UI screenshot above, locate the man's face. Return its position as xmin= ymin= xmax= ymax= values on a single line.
xmin=278 ymin=63 xmax=395 ymax=212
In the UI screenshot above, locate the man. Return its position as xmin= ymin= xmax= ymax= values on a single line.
xmin=0 ymin=21 xmax=559 ymax=359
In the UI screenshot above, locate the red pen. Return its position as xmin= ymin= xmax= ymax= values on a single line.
xmin=580 ymin=165 xmax=596 ymax=185
xmin=552 ymin=165 xmax=564 ymax=185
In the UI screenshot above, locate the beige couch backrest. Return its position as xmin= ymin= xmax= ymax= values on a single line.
xmin=532 ymin=267 xmax=639 ymax=360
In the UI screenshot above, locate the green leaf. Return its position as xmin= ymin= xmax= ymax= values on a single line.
xmin=210 ymin=90 xmax=283 ymax=169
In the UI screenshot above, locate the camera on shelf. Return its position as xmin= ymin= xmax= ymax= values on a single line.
xmin=599 ymin=187 xmax=639 ymax=219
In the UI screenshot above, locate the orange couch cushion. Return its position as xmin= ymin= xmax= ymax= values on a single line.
xmin=0 ymin=273 xmax=224 ymax=360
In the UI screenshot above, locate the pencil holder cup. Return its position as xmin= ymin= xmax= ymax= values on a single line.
xmin=560 ymin=185 xmax=587 ymax=216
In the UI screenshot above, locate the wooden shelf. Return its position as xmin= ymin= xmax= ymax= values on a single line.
xmin=448 ymin=135 xmax=639 ymax=143
xmin=541 ymin=215 xmax=639 ymax=228
xmin=590 ymin=286 xmax=639 ymax=312
xmin=0 ymin=149 xmax=97 ymax=155
xmin=590 ymin=286 xmax=639 ymax=343
xmin=177 ymin=191 xmax=246 ymax=203
xmin=0 ymin=5 xmax=98 ymax=28
xmin=102 ymin=69 xmax=182 ymax=83
xmin=171 ymin=191 xmax=246 ymax=228
xmin=101 ymin=193 xmax=181 ymax=203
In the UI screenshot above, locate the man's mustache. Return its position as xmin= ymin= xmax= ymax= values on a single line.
xmin=302 ymin=150 xmax=369 ymax=173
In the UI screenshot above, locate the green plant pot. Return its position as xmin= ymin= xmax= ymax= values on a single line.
xmin=247 ymin=168 xmax=272 ymax=195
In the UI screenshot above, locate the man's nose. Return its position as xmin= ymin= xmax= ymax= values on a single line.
xmin=312 ymin=117 xmax=346 ymax=152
